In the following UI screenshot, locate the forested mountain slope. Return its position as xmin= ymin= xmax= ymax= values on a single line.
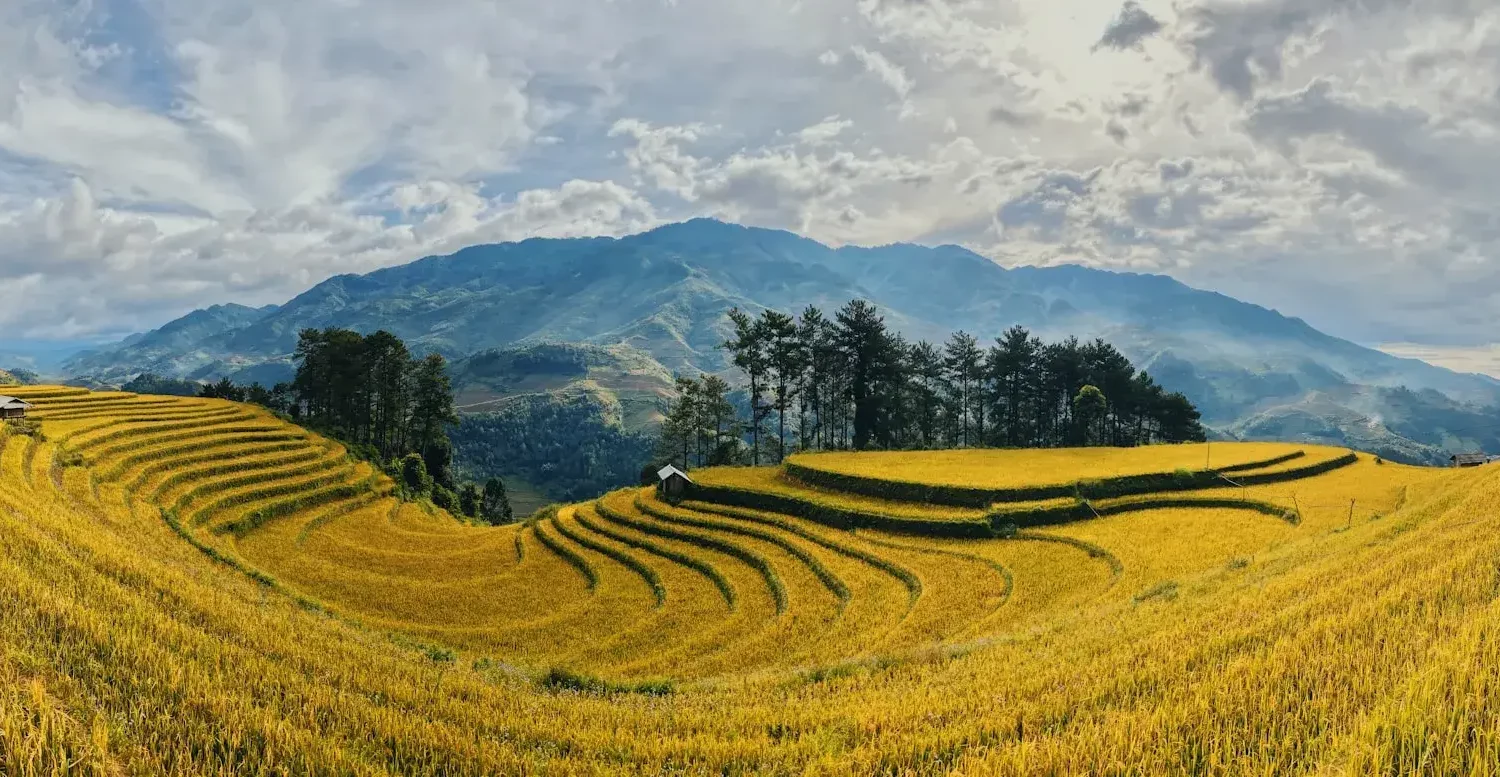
xmin=63 ymin=219 xmax=1500 ymax=463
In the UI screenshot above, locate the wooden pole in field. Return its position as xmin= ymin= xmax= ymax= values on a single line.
xmin=1347 ymin=499 xmax=1355 ymax=530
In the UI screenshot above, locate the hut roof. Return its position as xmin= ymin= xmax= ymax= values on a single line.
xmin=0 ymin=395 xmax=32 ymax=410
xmin=1451 ymin=452 xmax=1488 ymax=466
xmin=656 ymin=464 xmax=693 ymax=483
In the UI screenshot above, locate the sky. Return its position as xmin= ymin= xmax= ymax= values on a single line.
xmin=3 ymin=0 xmax=1500 ymax=366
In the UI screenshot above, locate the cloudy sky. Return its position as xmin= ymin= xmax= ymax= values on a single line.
xmin=4 ymin=0 xmax=1500 ymax=364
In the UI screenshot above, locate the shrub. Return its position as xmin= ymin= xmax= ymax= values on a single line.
xmin=4 ymin=419 xmax=45 ymax=440
xmin=431 ymin=484 xmax=457 ymax=511
xmin=458 ymin=483 xmax=481 ymax=518
xmin=400 ymin=453 xmax=432 ymax=495
xmin=1134 ymin=580 xmax=1180 ymax=604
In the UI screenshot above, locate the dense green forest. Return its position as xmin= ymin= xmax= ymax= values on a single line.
xmin=121 ymin=372 xmax=201 ymax=396
xmin=450 ymin=393 xmax=656 ymax=502
xmin=661 ymin=299 xmax=1205 ymax=469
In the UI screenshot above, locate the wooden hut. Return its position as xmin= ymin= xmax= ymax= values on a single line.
xmin=0 ymin=395 xmax=32 ymax=420
xmin=656 ymin=464 xmax=693 ymax=501
xmin=1450 ymin=452 xmax=1488 ymax=468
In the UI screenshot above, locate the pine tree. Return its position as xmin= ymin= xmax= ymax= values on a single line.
xmin=1073 ymin=385 xmax=1108 ymax=446
xmin=908 ymin=340 xmax=944 ymax=448
xmin=410 ymin=354 xmax=458 ymax=487
xmin=481 ymin=478 xmax=513 ymax=524
xmin=458 ymin=482 xmax=481 ymax=519
xmin=698 ymin=374 xmax=738 ymax=465
xmin=943 ymin=331 xmax=983 ymax=447
xmin=724 ymin=308 xmax=772 ymax=465
xmin=761 ymin=309 xmax=804 ymax=463
xmin=833 ymin=300 xmax=890 ymax=450
xmin=714 ymin=299 xmax=1205 ymax=454
xmin=658 ymin=376 xmax=700 ymax=468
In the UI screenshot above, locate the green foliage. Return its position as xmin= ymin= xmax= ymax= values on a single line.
xmin=458 ymin=482 xmax=481 ymax=518
xmin=657 ymin=374 xmax=740 ymax=470
xmin=717 ymin=301 xmax=1208 ymax=459
xmin=422 ymin=645 xmax=457 ymax=665
xmin=450 ymin=393 xmax=655 ymax=502
xmin=198 ymin=377 xmax=246 ymax=402
xmin=1133 ymin=581 xmax=1180 ymax=604
xmin=687 ymin=482 xmax=995 ymax=539
xmin=784 ymin=450 xmax=1332 ymax=509
xmin=1073 ymin=385 xmax=1108 ymax=446
xmin=400 ymin=454 xmax=432 ymax=495
xmin=0 ymin=366 xmax=38 ymax=385
xmin=430 ymin=484 xmax=457 ymax=512
xmin=282 ymin=328 xmax=458 ymax=487
xmin=122 ymin=372 xmax=201 ymax=396
xmin=3 ymin=419 xmax=45 ymax=440
xmin=480 ymin=477 xmax=513 ymax=525
xmin=539 ymin=667 xmax=674 ymax=696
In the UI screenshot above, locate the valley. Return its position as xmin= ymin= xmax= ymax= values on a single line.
xmin=49 ymin=221 xmax=1500 ymax=475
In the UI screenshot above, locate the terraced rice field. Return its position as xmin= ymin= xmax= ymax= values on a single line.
xmin=3 ymin=385 xmax=1498 ymax=775
xmin=790 ymin=441 xmax=1300 ymax=489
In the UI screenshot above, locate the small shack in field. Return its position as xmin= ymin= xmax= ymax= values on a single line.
xmin=1450 ymin=452 xmax=1488 ymax=468
xmin=0 ymin=396 xmax=32 ymax=420
xmin=656 ymin=464 xmax=693 ymax=501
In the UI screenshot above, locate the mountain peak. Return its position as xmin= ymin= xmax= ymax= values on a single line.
xmin=58 ymin=221 xmax=1500 ymax=464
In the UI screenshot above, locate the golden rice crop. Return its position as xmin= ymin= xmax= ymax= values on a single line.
xmin=693 ymin=465 xmax=991 ymax=522
xmin=790 ymin=440 xmax=1308 ymax=489
xmin=3 ymin=387 xmax=1498 ymax=776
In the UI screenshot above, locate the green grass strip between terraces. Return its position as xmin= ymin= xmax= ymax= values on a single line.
xmin=178 ymin=459 xmax=361 ymax=529
xmin=572 ymin=505 xmax=735 ymax=610
xmin=532 ymin=516 xmax=599 ymax=589
xmin=782 ymin=444 xmax=1333 ymax=507
xmin=96 ymin=431 xmax=312 ymax=483
xmin=633 ymin=491 xmax=850 ymax=605
xmin=127 ymin=440 xmax=329 ymax=500
xmin=293 ymin=487 xmax=400 ymax=545
xmin=551 ymin=508 xmax=666 ymax=607
xmin=217 ymin=470 xmax=381 ymax=539
xmin=164 ymin=446 xmax=349 ymax=522
xmin=597 ymin=492 xmax=787 ymax=614
xmin=689 ymin=468 xmax=994 ymax=538
xmin=61 ymin=412 xmax=261 ymax=451
xmin=679 ymin=500 xmax=922 ymax=604
xmin=78 ymin=422 xmax=285 ymax=467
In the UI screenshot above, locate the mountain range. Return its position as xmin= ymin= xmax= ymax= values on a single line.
xmin=60 ymin=218 xmax=1500 ymax=465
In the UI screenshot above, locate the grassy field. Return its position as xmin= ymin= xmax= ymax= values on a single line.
xmin=3 ymin=385 xmax=1497 ymax=775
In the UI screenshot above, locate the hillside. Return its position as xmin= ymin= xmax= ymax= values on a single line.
xmin=63 ymin=303 xmax=280 ymax=381
xmin=4 ymin=389 xmax=1496 ymax=773
xmin=60 ymin=220 xmax=1500 ymax=463
xmin=0 ymin=367 xmax=39 ymax=386
xmin=450 ymin=342 xmax=675 ymax=429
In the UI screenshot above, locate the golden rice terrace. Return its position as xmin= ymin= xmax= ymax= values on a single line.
xmin=2 ymin=385 xmax=1497 ymax=775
